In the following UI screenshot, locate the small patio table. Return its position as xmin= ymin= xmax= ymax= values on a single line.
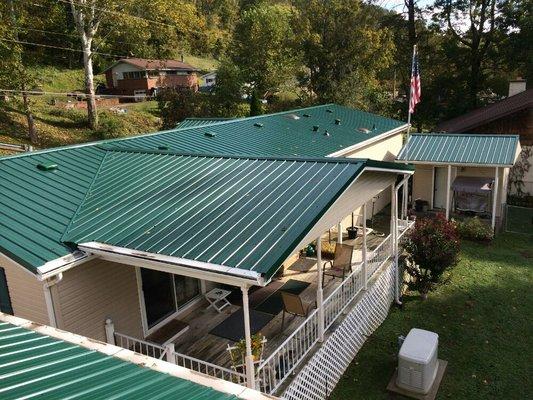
xmin=205 ymin=288 xmax=232 ymax=313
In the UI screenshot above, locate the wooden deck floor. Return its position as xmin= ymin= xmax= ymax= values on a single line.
xmin=171 ymin=229 xmax=390 ymax=369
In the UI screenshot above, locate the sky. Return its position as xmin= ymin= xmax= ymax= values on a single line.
xmin=379 ymin=0 xmax=434 ymax=12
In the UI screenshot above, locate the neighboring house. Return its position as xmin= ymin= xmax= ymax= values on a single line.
xmin=436 ymin=86 xmax=532 ymax=195
xmin=199 ymin=71 xmax=217 ymax=92
xmin=0 ymin=313 xmax=268 ymax=400
xmin=397 ymin=133 xmax=521 ymax=230
xmin=0 ymin=104 xmax=413 ymax=397
xmin=104 ymin=58 xmax=199 ymax=98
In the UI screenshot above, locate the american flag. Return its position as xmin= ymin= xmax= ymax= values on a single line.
xmin=409 ymin=49 xmax=421 ymax=114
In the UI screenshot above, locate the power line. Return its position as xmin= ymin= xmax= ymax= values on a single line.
xmin=0 ymin=88 xmax=155 ymax=99
xmin=55 ymin=0 xmax=180 ymax=30
xmin=0 ymin=38 xmax=129 ymax=58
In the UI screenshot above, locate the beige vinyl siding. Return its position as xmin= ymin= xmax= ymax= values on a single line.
xmin=0 ymin=254 xmax=49 ymax=324
xmin=345 ymin=132 xmax=404 ymax=161
xmin=52 ymin=258 xmax=143 ymax=342
xmin=412 ymin=165 xmax=434 ymax=204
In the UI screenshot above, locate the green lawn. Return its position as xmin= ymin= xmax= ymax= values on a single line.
xmin=331 ymin=233 xmax=533 ymax=400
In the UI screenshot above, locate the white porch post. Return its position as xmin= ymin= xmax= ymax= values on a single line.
xmin=241 ymin=285 xmax=256 ymax=388
xmin=337 ymin=222 xmax=343 ymax=244
xmin=165 ymin=342 xmax=175 ymax=363
xmin=105 ymin=318 xmax=115 ymax=345
xmin=445 ymin=164 xmax=452 ymax=220
xmin=392 ymin=185 xmax=401 ymax=304
xmin=316 ymin=238 xmax=325 ymax=342
xmin=492 ymin=167 xmax=499 ymax=231
xmin=362 ymin=203 xmax=368 ymax=289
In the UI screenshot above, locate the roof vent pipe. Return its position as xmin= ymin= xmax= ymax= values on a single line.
xmin=335 ymin=119 xmax=341 ymax=125
xmin=37 ymin=162 xmax=58 ymax=171
xmin=324 ymin=130 xmax=330 ymax=136
xmin=312 ymin=125 xmax=319 ymax=132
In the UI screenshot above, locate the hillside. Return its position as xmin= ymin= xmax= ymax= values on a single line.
xmin=0 ymin=56 xmax=217 ymax=154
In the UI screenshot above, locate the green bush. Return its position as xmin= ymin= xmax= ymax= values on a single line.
xmin=402 ymin=214 xmax=460 ymax=297
xmin=457 ymin=217 xmax=493 ymax=242
xmin=95 ymin=114 xmax=124 ymax=139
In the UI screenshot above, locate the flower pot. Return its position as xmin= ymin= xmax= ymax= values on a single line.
xmin=346 ymin=226 xmax=358 ymax=239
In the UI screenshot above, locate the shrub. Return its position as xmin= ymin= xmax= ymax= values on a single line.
xmin=95 ymin=114 xmax=123 ymax=139
xmin=320 ymin=241 xmax=336 ymax=260
xmin=457 ymin=217 xmax=493 ymax=242
xmin=402 ymin=214 xmax=460 ymax=297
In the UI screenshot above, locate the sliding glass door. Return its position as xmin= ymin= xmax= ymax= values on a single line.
xmin=140 ymin=268 xmax=200 ymax=329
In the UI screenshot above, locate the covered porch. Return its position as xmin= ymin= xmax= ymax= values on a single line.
xmin=60 ymin=149 xmax=413 ymax=394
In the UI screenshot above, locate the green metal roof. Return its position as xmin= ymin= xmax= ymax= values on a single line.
xmin=108 ymin=104 xmax=407 ymax=157
xmin=397 ymin=133 xmax=521 ymax=166
xmin=62 ymin=149 xmax=373 ymax=280
xmin=0 ymin=320 xmax=239 ymax=400
xmin=0 ymin=104 xmax=407 ymax=274
xmin=177 ymin=118 xmax=232 ymax=128
xmin=0 ymin=146 xmax=106 ymax=269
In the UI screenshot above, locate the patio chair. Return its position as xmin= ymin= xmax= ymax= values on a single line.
xmin=280 ymin=291 xmax=315 ymax=331
xmin=322 ymin=243 xmax=354 ymax=287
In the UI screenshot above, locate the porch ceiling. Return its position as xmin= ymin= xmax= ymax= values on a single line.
xmin=61 ymin=149 xmax=411 ymax=283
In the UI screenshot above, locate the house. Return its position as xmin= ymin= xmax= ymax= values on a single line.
xmin=396 ymin=133 xmax=521 ymax=230
xmin=436 ymin=85 xmax=532 ymax=196
xmin=104 ymin=58 xmax=200 ymax=98
xmin=0 ymin=104 xmax=413 ymax=397
xmin=0 ymin=313 xmax=268 ymax=400
xmin=199 ymin=71 xmax=217 ymax=92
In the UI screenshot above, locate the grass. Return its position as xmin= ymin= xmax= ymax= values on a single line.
xmin=331 ymin=233 xmax=533 ymax=400
xmin=0 ymin=66 xmax=162 ymax=153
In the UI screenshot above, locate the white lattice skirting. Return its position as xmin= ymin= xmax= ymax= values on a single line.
xmin=282 ymin=261 xmax=396 ymax=400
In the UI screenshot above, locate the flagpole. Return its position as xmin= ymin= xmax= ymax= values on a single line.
xmin=406 ymin=44 xmax=417 ymax=141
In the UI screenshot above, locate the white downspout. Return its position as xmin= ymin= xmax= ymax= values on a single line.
xmin=43 ymin=273 xmax=63 ymax=328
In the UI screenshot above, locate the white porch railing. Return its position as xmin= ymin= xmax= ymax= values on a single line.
xmin=113 ymin=331 xmax=167 ymax=359
xmin=367 ymin=234 xmax=393 ymax=279
xmin=167 ymin=348 xmax=247 ymax=384
xmin=256 ymin=232 xmax=400 ymax=394
xmin=111 ymin=330 xmax=246 ymax=385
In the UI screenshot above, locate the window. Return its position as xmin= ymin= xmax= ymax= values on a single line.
xmin=140 ymin=269 xmax=200 ymax=329
xmin=0 ymin=267 xmax=13 ymax=315
xmin=123 ymin=71 xmax=145 ymax=79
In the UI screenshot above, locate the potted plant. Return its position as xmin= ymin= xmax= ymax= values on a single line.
xmin=234 ymin=333 xmax=266 ymax=362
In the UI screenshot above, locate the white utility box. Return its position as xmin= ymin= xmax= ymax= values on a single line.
xmin=397 ymin=328 xmax=439 ymax=394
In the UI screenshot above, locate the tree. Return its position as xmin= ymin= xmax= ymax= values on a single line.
xmin=433 ymin=0 xmax=499 ymax=107
xmin=210 ymin=59 xmax=245 ymax=117
xmin=0 ymin=0 xmax=38 ymax=143
xmin=293 ymin=0 xmax=395 ymax=110
xmin=249 ymin=89 xmax=262 ymax=116
xmin=231 ymin=3 xmax=299 ymax=95
xmin=69 ymin=0 xmax=103 ymax=130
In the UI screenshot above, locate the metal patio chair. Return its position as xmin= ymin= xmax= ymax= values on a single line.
xmin=280 ymin=291 xmax=315 ymax=331
xmin=322 ymin=243 xmax=354 ymax=287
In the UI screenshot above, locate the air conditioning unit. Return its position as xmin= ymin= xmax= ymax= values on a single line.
xmin=397 ymin=328 xmax=439 ymax=394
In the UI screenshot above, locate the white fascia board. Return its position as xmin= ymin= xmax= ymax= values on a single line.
xmin=0 ymin=313 xmax=275 ymax=400
xmin=326 ymin=124 xmax=409 ymax=158
xmin=394 ymin=159 xmax=514 ymax=168
xmin=37 ymin=250 xmax=94 ymax=281
xmin=78 ymin=242 xmax=264 ymax=287
xmin=364 ymin=166 xmax=414 ymax=175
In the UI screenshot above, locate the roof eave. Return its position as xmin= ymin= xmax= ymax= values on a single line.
xmin=394 ymin=159 xmax=515 ymax=168
xmin=326 ymin=124 xmax=409 ymax=157
xmin=78 ymin=242 xmax=265 ymax=287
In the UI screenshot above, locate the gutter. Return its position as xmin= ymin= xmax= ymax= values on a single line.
xmin=327 ymin=124 xmax=409 ymax=158
xmin=79 ymin=242 xmax=265 ymax=287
